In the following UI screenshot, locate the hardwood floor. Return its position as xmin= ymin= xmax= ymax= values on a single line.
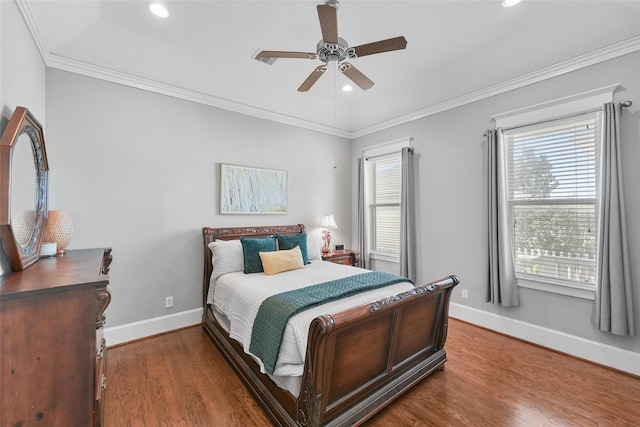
xmin=104 ymin=319 xmax=640 ymax=426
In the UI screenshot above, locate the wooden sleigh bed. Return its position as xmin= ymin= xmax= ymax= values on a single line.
xmin=202 ymin=224 xmax=458 ymax=426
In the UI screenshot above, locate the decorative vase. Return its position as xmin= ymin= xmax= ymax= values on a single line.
xmin=11 ymin=210 xmax=36 ymax=247
xmin=322 ymin=232 xmax=331 ymax=254
xmin=43 ymin=210 xmax=73 ymax=255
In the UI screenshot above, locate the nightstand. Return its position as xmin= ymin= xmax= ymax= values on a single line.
xmin=321 ymin=249 xmax=360 ymax=267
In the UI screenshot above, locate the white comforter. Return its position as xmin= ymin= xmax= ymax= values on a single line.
xmin=210 ymin=261 xmax=414 ymax=379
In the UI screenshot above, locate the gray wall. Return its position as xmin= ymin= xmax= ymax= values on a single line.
xmin=351 ymin=51 xmax=640 ymax=353
xmin=45 ymin=70 xmax=352 ymax=327
xmin=2 ymin=0 xmax=638 ymax=359
xmin=0 ymin=1 xmax=46 ymax=120
xmin=0 ymin=0 xmax=351 ymax=330
xmin=0 ymin=0 xmax=47 ymax=276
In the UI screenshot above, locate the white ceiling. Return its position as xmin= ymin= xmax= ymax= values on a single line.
xmin=19 ymin=0 xmax=640 ymax=137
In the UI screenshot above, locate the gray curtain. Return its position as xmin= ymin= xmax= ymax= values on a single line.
xmin=487 ymin=129 xmax=519 ymax=306
xmin=400 ymin=147 xmax=417 ymax=282
xmin=594 ymin=102 xmax=635 ymax=336
xmin=357 ymin=157 xmax=368 ymax=270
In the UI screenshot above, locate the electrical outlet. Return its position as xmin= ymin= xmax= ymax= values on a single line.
xmin=461 ymin=289 xmax=469 ymax=299
xmin=165 ymin=296 xmax=174 ymax=308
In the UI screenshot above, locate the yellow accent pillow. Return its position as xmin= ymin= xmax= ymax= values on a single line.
xmin=259 ymin=246 xmax=304 ymax=275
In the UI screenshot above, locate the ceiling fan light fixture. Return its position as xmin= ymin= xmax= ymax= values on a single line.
xmin=258 ymin=1 xmax=405 ymax=92
xmin=316 ymin=38 xmax=353 ymax=63
xmin=148 ymin=2 xmax=169 ymax=18
xmin=325 ymin=0 xmax=340 ymax=10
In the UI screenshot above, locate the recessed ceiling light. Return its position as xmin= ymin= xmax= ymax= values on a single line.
xmin=502 ymin=0 xmax=522 ymax=7
xmin=342 ymin=84 xmax=353 ymax=92
xmin=149 ymin=2 xmax=169 ymax=18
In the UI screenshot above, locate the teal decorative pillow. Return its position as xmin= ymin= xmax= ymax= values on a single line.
xmin=276 ymin=233 xmax=310 ymax=265
xmin=240 ymin=237 xmax=277 ymax=273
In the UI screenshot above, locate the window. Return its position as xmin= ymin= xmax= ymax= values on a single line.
xmin=502 ymin=113 xmax=600 ymax=288
xmin=366 ymin=152 xmax=402 ymax=255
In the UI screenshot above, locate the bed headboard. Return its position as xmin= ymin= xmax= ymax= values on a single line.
xmin=201 ymin=224 xmax=307 ymax=309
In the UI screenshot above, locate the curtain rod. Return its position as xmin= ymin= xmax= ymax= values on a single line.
xmin=364 ymin=146 xmax=413 ymax=161
xmin=483 ymin=100 xmax=633 ymax=136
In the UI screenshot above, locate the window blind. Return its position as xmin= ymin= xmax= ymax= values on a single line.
xmin=504 ymin=113 xmax=600 ymax=285
xmin=367 ymin=152 xmax=401 ymax=254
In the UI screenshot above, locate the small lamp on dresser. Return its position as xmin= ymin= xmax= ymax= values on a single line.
xmin=320 ymin=214 xmax=338 ymax=254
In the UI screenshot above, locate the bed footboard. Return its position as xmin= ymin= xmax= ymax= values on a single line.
xmin=298 ymin=275 xmax=458 ymax=427
xmin=202 ymin=225 xmax=458 ymax=427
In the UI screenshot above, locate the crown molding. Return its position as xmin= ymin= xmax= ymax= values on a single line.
xmin=15 ymin=0 xmax=351 ymax=138
xmin=15 ymin=0 xmax=48 ymax=61
xmin=352 ymin=35 xmax=640 ymax=138
xmin=45 ymin=54 xmax=352 ymax=139
xmin=17 ymin=0 xmax=640 ymax=140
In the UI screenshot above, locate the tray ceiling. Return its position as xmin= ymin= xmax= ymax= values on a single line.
xmin=19 ymin=0 xmax=640 ymax=137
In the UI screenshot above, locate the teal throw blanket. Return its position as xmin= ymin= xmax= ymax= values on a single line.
xmin=249 ymin=271 xmax=410 ymax=374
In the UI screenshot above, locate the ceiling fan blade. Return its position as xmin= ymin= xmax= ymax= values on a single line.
xmin=298 ymin=66 xmax=327 ymax=92
xmin=339 ymin=62 xmax=374 ymax=90
xmin=351 ymin=36 xmax=408 ymax=58
xmin=317 ymin=4 xmax=338 ymax=44
xmin=258 ymin=51 xmax=317 ymax=59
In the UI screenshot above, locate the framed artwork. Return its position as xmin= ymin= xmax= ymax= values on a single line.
xmin=220 ymin=163 xmax=287 ymax=214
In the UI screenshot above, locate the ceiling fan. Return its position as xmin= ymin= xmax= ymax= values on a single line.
xmin=257 ymin=0 xmax=407 ymax=92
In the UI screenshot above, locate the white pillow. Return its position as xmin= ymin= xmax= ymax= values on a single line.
xmin=208 ymin=239 xmax=244 ymax=281
xmin=306 ymin=233 xmax=323 ymax=260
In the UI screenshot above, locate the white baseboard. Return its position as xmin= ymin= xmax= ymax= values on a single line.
xmin=104 ymin=304 xmax=639 ymax=377
xmin=449 ymin=303 xmax=640 ymax=376
xmin=104 ymin=308 xmax=203 ymax=347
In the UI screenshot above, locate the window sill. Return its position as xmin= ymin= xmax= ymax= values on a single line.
xmin=517 ymin=276 xmax=595 ymax=300
xmin=370 ymin=251 xmax=400 ymax=264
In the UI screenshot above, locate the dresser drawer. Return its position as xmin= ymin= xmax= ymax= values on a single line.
xmin=321 ymin=250 xmax=360 ymax=267
xmin=328 ymin=256 xmax=353 ymax=266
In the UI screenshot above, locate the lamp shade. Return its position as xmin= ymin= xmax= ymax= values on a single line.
xmin=320 ymin=214 xmax=338 ymax=229
xmin=43 ymin=210 xmax=73 ymax=255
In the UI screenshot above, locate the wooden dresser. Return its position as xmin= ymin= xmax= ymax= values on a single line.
xmin=0 ymin=248 xmax=112 ymax=427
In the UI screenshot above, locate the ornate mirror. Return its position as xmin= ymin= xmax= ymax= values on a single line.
xmin=0 ymin=106 xmax=49 ymax=271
